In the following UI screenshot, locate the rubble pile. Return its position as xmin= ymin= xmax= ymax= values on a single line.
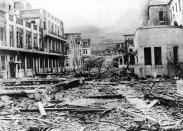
xmin=1 ymin=78 xmax=183 ymax=130
xmin=98 ymin=68 xmax=135 ymax=82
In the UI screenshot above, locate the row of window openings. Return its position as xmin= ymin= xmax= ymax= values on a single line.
xmin=9 ymin=28 xmax=62 ymax=51
xmin=83 ymin=49 xmax=88 ymax=54
xmin=0 ymin=56 xmax=60 ymax=70
xmin=16 ymin=58 xmax=61 ymax=70
xmin=46 ymin=21 xmax=63 ymax=36
xmin=46 ymin=12 xmax=61 ymax=24
xmin=82 ymin=42 xmax=90 ymax=47
xmin=144 ymin=47 xmax=162 ymax=65
xmin=144 ymin=47 xmax=179 ymax=65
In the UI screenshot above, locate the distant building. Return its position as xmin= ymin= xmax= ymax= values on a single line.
xmin=135 ymin=0 xmax=183 ymax=78
xmin=115 ymin=34 xmax=136 ymax=68
xmin=0 ymin=2 xmax=67 ymax=79
xmin=81 ymin=39 xmax=91 ymax=57
xmin=64 ymin=33 xmax=83 ymax=69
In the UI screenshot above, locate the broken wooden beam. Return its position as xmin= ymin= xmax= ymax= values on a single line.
xmin=37 ymin=102 xmax=46 ymax=116
xmin=85 ymin=81 xmax=118 ymax=85
xmin=86 ymin=94 xmax=125 ymax=99
xmin=20 ymin=107 xmax=108 ymax=113
xmin=51 ymin=78 xmax=83 ymax=93
xmin=144 ymin=94 xmax=182 ymax=107
xmin=0 ymin=90 xmax=35 ymax=95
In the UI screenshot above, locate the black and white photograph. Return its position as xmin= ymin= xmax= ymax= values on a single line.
xmin=0 ymin=0 xmax=183 ymax=130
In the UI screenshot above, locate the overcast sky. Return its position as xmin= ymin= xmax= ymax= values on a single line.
xmin=30 ymin=0 xmax=140 ymax=32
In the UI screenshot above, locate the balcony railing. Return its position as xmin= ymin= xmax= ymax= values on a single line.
xmin=38 ymin=48 xmax=44 ymax=51
xmin=33 ymin=46 xmax=38 ymax=50
xmin=25 ymin=44 xmax=32 ymax=49
xmin=17 ymin=44 xmax=23 ymax=48
xmin=44 ymin=30 xmax=66 ymax=40
xmin=0 ymin=41 xmax=7 ymax=46
xmin=49 ymin=49 xmax=62 ymax=54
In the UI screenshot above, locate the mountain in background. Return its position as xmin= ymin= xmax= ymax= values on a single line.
xmin=66 ymin=8 xmax=140 ymax=51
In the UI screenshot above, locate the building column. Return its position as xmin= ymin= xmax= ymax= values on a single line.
xmin=47 ymin=38 xmax=49 ymax=52
xmin=37 ymin=28 xmax=40 ymax=49
xmin=31 ymin=24 xmax=34 ymax=49
xmin=23 ymin=21 xmax=26 ymax=48
xmin=13 ymin=16 xmax=17 ymax=48
xmin=25 ymin=56 xmax=27 ymax=76
xmin=6 ymin=53 xmax=10 ymax=79
xmin=151 ymin=46 xmax=155 ymax=67
xmin=38 ymin=57 xmax=41 ymax=72
xmin=5 ymin=13 xmax=10 ymax=47
xmin=32 ymin=56 xmax=35 ymax=77
xmin=15 ymin=55 xmax=18 ymax=78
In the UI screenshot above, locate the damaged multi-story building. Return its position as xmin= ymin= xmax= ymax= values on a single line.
xmin=0 ymin=0 xmax=67 ymax=79
xmin=115 ymin=34 xmax=136 ymax=68
xmin=64 ymin=33 xmax=83 ymax=69
xmin=81 ymin=39 xmax=91 ymax=57
xmin=135 ymin=0 xmax=183 ymax=78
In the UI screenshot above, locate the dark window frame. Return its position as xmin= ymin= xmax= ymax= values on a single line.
xmin=159 ymin=11 xmax=164 ymax=21
xmin=154 ymin=47 xmax=162 ymax=65
xmin=144 ymin=47 xmax=152 ymax=65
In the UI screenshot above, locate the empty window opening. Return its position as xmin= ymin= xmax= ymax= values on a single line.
xmin=130 ymin=54 xmax=135 ymax=65
xmin=1 ymin=56 xmax=5 ymax=70
xmin=120 ymin=58 xmax=123 ymax=65
xmin=154 ymin=47 xmax=162 ymax=65
xmin=27 ymin=56 xmax=33 ymax=69
xmin=144 ymin=47 xmax=152 ymax=65
xmin=173 ymin=46 xmax=178 ymax=64
xmin=159 ymin=11 xmax=164 ymax=21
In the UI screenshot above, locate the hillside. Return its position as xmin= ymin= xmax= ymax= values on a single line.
xmin=66 ymin=7 xmax=140 ymax=51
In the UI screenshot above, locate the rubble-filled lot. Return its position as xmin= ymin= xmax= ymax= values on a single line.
xmin=1 ymin=78 xmax=183 ymax=131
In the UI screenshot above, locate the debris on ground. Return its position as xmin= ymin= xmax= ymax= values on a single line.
xmin=1 ymin=72 xmax=183 ymax=130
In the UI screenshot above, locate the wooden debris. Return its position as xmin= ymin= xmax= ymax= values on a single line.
xmin=51 ymin=78 xmax=83 ymax=93
xmin=20 ymin=107 xmax=108 ymax=113
xmin=86 ymin=94 xmax=125 ymax=99
xmin=0 ymin=117 xmax=59 ymax=126
xmin=37 ymin=102 xmax=46 ymax=116
xmin=29 ymin=117 xmax=60 ymax=126
xmin=85 ymin=81 xmax=118 ymax=85
xmin=117 ymin=107 xmax=158 ymax=123
xmin=144 ymin=94 xmax=182 ymax=107
xmin=0 ymin=90 xmax=35 ymax=96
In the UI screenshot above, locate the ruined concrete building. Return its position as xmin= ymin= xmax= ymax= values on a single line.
xmin=64 ymin=33 xmax=83 ymax=69
xmin=115 ymin=34 xmax=136 ymax=68
xmin=81 ymin=39 xmax=91 ymax=57
xmin=0 ymin=0 xmax=67 ymax=79
xmin=135 ymin=0 xmax=183 ymax=78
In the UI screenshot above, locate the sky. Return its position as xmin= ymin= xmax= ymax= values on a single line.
xmin=30 ymin=0 xmax=140 ymax=33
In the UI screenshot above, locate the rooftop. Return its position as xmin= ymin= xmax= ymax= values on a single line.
xmin=137 ymin=25 xmax=183 ymax=30
xmin=148 ymin=0 xmax=171 ymax=6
